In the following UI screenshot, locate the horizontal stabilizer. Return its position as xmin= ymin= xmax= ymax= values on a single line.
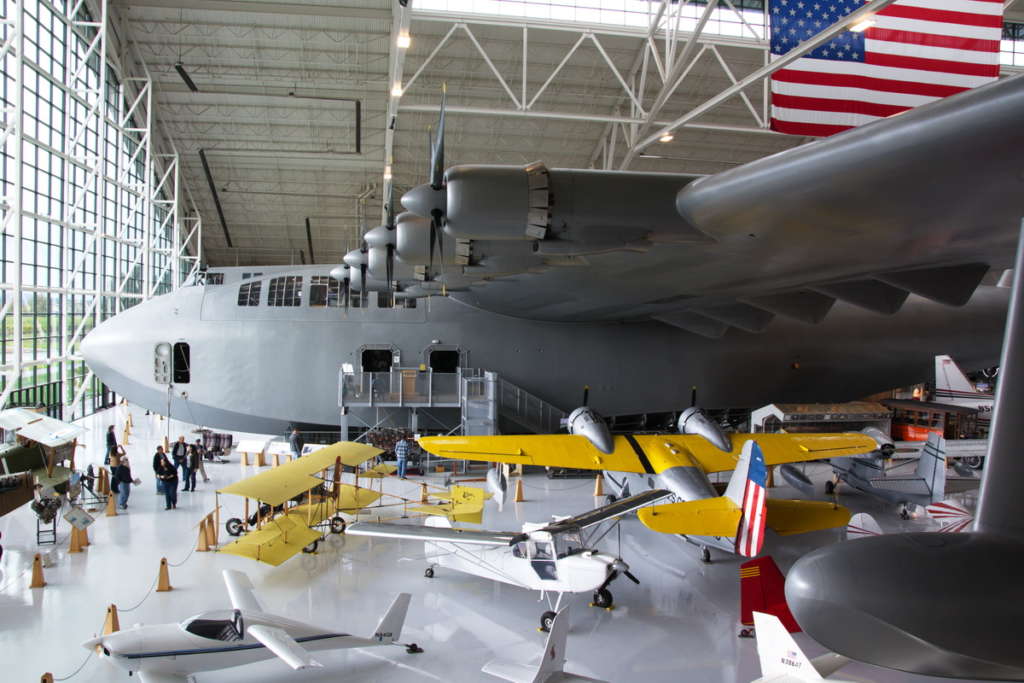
xmin=637 ymin=497 xmax=741 ymax=536
xmin=765 ymin=499 xmax=851 ymax=536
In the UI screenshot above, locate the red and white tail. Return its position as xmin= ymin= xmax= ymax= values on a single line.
xmin=846 ymin=513 xmax=882 ymax=540
xmin=726 ymin=441 xmax=769 ymax=558
xmin=926 ymin=499 xmax=975 ymax=533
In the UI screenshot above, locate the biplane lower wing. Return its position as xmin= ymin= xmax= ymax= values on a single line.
xmin=418 ymin=433 xmax=875 ymax=476
xmin=218 ymin=516 xmax=323 ymax=566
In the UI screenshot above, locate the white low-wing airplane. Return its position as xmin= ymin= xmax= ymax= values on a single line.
xmin=347 ymin=489 xmax=668 ymax=631
xmin=82 ymin=570 xmax=421 ymax=682
xmin=751 ymin=612 xmax=851 ymax=683
xmin=483 ymin=607 xmax=607 ymax=683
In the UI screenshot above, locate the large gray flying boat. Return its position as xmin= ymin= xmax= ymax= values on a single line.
xmin=81 ymin=75 xmax=1024 ymax=434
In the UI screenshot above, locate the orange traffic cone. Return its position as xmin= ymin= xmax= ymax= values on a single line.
xmin=102 ymin=604 xmax=120 ymax=635
xmin=593 ymin=474 xmax=605 ymax=497
xmin=196 ymin=518 xmax=210 ymax=552
xmin=68 ymin=527 xmax=85 ymax=553
xmin=513 ymin=478 xmax=525 ymax=503
xmin=105 ymin=492 xmax=117 ymax=517
xmin=29 ymin=554 xmax=46 ymax=588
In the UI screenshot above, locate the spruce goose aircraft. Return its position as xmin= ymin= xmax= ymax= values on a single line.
xmin=81 ymin=75 xmax=1024 ymax=435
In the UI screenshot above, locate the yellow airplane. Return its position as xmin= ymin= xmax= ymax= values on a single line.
xmin=419 ymin=427 xmax=876 ymax=561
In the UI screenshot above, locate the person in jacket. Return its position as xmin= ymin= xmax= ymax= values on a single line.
xmin=152 ymin=445 xmax=167 ymax=494
xmin=105 ymin=425 xmax=118 ymax=465
xmin=112 ymin=457 xmax=135 ymax=510
xmin=154 ymin=452 xmax=178 ymax=510
xmin=289 ymin=427 xmax=305 ymax=459
xmin=184 ymin=444 xmax=201 ymax=492
xmin=194 ymin=439 xmax=211 ymax=483
xmin=171 ymin=436 xmax=190 ymax=487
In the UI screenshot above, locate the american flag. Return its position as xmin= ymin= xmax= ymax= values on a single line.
xmin=735 ymin=442 xmax=768 ymax=557
xmin=769 ymin=0 xmax=1003 ymax=136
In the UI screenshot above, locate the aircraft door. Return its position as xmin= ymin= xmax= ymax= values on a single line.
xmin=529 ymin=541 xmax=558 ymax=581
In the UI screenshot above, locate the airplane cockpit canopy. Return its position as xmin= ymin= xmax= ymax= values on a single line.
xmin=181 ymin=610 xmax=243 ymax=642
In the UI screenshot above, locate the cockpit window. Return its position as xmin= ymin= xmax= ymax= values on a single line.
xmin=310 ymin=276 xmax=341 ymax=308
xmin=237 ymin=281 xmax=261 ymax=306
xmin=172 ymin=342 xmax=190 ymax=384
xmin=205 ymin=273 xmax=224 ymax=285
xmin=553 ymin=530 xmax=584 ymax=558
xmin=268 ymin=276 xmax=303 ymax=307
xmin=184 ymin=618 xmax=242 ymax=642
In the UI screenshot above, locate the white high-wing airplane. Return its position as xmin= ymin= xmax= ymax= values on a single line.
xmin=347 ymin=489 xmax=668 ymax=631
xmin=483 ymin=607 xmax=607 ymax=683
xmin=751 ymin=612 xmax=851 ymax=683
xmin=81 ymin=570 xmax=421 ymax=682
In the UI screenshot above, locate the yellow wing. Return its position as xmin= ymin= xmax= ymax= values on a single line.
xmin=418 ymin=432 xmax=875 ymax=475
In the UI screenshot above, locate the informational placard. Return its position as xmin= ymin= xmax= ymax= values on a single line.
xmin=64 ymin=505 xmax=95 ymax=530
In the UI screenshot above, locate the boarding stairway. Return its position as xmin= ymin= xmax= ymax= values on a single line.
xmin=337 ymin=367 xmax=568 ymax=436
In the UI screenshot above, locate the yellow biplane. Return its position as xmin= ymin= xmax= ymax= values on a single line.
xmin=216 ymin=441 xmax=384 ymax=565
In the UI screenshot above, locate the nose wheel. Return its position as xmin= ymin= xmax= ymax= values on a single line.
xmin=590 ymin=587 xmax=613 ymax=609
xmin=540 ymin=610 xmax=557 ymax=632
xmin=699 ymin=546 xmax=711 ymax=564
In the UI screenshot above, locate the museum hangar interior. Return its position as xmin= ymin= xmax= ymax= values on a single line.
xmin=2 ymin=0 xmax=1024 ymax=681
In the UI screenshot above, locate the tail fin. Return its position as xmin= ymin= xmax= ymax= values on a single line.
xmin=729 ymin=440 xmax=769 ymax=557
xmin=935 ymin=355 xmax=978 ymax=398
xmin=482 ymin=607 xmax=570 ymax=683
xmin=916 ymin=433 xmax=947 ymax=501
xmin=753 ymin=612 xmax=823 ymax=681
xmin=846 ymin=512 xmax=882 ymax=540
xmin=740 ymin=556 xmax=800 ymax=632
xmin=926 ymin=498 xmax=975 ymax=533
xmin=372 ymin=593 xmax=411 ymax=643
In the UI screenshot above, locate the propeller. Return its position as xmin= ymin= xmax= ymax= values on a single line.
xmin=611 ymin=559 xmax=639 ymax=585
xmin=582 ymin=385 xmax=590 ymax=407
xmin=385 ymin=183 xmax=396 ymax=293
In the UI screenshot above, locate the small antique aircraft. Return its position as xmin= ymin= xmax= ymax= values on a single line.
xmin=348 ymin=489 xmax=668 ymax=630
xmin=419 ymin=424 xmax=874 ymax=561
xmin=216 ymin=441 xmax=385 ymax=564
xmin=82 ymin=570 xmax=421 ymax=682
xmin=483 ymin=607 xmax=607 ymax=683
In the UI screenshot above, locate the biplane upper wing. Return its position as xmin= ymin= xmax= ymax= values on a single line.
xmin=346 ymin=521 xmax=518 ymax=546
xmin=542 ymin=489 xmax=672 ymax=534
xmin=418 ymin=432 xmax=876 ymax=476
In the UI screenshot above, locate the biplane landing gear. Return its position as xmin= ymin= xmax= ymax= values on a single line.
xmin=330 ymin=516 xmax=346 ymax=534
xmin=824 ymin=480 xmax=836 ymax=495
xmin=899 ymin=504 xmax=911 ymax=520
xmin=738 ymin=628 xmax=754 ymax=638
xmin=591 ymin=588 xmax=613 ymax=609
xmin=225 ymin=518 xmax=244 ymax=537
xmin=424 ymin=566 xmax=435 ymax=578
xmin=540 ymin=611 xmax=557 ymax=632
xmin=302 ymin=540 xmax=319 ymax=554
xmin=699 ymin=546 xmax=711 ymax=564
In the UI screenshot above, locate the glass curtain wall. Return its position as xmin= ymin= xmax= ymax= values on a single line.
xmin=1 ymin=0 xmax=198 ymax=420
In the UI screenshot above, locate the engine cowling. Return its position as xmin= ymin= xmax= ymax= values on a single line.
xmin=563 ymin=406 xmax=614 ymax=454
xmin=395 ymin=212 xmax=432 ymax=265
xmin=677 ymin=406 xmax=731 ymax=452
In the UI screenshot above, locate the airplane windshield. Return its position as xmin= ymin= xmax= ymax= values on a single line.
xmin=553 ymin=530 xmax=584 ymax=558
xmin=183 ymin=618 xmax=243 ymax=642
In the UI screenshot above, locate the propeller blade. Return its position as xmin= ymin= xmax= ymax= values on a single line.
xmin=430 ymin=84 xmax=446 ymax=190
xmin=623 ymin=570 xmax=640 ymax=585
xmin=386 ymin=243 xmax=395 ymax=292
xmin=359 ymin=263 xmax=367 ymax=306
xmin=342 ymin=278 xmax=350 ymax=313
xmin=582 ymin=385 xmax=590 ymax=407
xmin=428 ymin=214 xmax=437 ymax=276
xmin=690 ymin=386 xmax=697 ymax=408
xmin=385 ymin=179 xmax=395 ymax=229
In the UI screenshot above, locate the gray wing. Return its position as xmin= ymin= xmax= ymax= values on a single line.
xmin=542 ymin=489 xmax=672 ymax=534
xmin=346 ymin=521 xmax=518 ymax=546
xmin=138 ymin=673 xmax=189 ymax=683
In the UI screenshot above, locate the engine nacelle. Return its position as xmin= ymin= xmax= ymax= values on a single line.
xmin=367 ymin=245 xmax=388 ymax=281
xmin=364 ymin=224 xmax=394 ymax=249
xmin=343 ymin=248 xmax=367 ymax=268
xmin=329 ymin=264 xmax=350 ymax=282
xmin=562 ymin=406 xmax=614 ymax=454
xmin=861 ymin=426 xmax=895 ymax=458
xmin=677 ymin=406 xmax=731 ymax=452
xmin=395 ymin=212 xmax=432 ymax=265
xmin=779 ymin=464 xmax=816 ymax=496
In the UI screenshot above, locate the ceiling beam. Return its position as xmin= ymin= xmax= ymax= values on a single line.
xmin=115 ymin=0 xmax=389 ymax=20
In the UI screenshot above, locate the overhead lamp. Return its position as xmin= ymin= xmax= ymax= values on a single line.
xmin=849 ymin=17 xmax=875 ymax=32
xmin=397 ymin=32 xmax=411 ymax=49
xmin=659 ymin=132 xmax=674 ymax=143
xmin=383 ymin=165 xmax=392 ymax=180
xmin=391 ymin=83 xmax=403 ymax=97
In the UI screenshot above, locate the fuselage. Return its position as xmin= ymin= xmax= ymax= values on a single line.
xmin=91 ymin=609 xmax=373 ymax=677
xmin=80 ymin=266 xmax=1009 ymax=435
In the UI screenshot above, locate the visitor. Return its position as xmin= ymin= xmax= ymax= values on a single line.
xmin=194 ymin=439 xmax=211 ymax=482
xmin=171 ymin=436 xmax=189 ymax=484
xmin=152 ymin=445 xmax=167 ymax=494
xmin=112 ymin=457 xmax=137 ymax=510
xmin=185 ymin=443 xmax=201 ymax=492
xmin=105 ymin=425 xmax=118 ymax=465
xmin=395 ymin=437 xmax=410 ymax=479
xmin=289 ymin=427 xmax=305 ymax=459
xmin=154 ymin=452 xmax=178 ymax=510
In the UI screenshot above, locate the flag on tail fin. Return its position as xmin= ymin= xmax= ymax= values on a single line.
xmin=740 ymin=556 xmax=801 ymax=632
xmin=769 ymin=0 xmax=1003 ymax=137
xmin=735 ymin=441 xmax=768 ymax=557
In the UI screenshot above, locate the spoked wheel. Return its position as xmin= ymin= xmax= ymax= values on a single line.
xmin=963 ymin=455 xmax=983 ymax=470
xmin=424 ymin=567 xmax=435 ymax=578
xmin=699 ymin=546 xmax=711 ymax=564
xmin=225 ymin=517 xmax=244 ymax=537
xmin=592 ymin=588 xmax=613 ymax=609
xmin=302 ymin=539 xmax=319 ymax=554
xmin=899 ymin=505 xmax=911 ymax=521
xmin=605 ymin=494 xmax=617 ymax=504
xmin=330 ymin=516 xmax=346 ymax=534
xmin=540 ymin=610 xmax=557 ymax=632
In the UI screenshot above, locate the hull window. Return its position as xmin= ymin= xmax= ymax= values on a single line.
xmin=377 ymin=292 xmax=394 ymax=309
xmin=362 ymin=349 xmax=393 ymax=372
xmin=430 ymin=350 xmax=460 ymax=373
xmin=268 ymin=276 xmax=303 ymax=306
xmin=310 ymin=276 xmax=342 ymax=307
xmin=237 ymin=281 xmax=261 ymax=306
xmin=173 ymin=342 xmax=191 ymax=384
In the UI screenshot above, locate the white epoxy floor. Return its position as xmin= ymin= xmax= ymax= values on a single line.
xmin=0 ymin=405 xmax=983 ymax=682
